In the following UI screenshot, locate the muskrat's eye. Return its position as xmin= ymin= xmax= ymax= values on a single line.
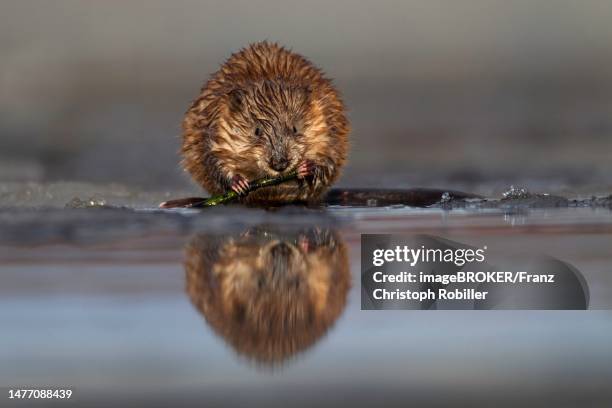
xmin=292 ymin=125 xmax=298 ymax=134
xmin=254 ymin=127 xmax=262 ymax=137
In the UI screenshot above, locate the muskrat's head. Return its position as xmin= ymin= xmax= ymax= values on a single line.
xmin=219 ymin=81 xmax=326 ymax=177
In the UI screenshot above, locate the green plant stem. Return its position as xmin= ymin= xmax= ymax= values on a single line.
xmin=191 ymin=170 xmax=299 ymax=207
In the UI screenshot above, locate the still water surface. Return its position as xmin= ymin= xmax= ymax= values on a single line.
xmin=1 ymin=206 xmax=611 ymax=406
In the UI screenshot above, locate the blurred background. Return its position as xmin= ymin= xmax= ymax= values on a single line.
xmin=1 ymin=0 xmax=612 ymax=196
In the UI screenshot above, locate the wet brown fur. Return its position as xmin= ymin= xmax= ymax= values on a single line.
xmin=181 ymin=41 xmax=349 ymax=204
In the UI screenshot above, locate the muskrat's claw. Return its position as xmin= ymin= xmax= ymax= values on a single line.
xmin=297 ymin=160 xmax=317 ymax=179
xmin=230 ymin=174 xmax=250 ymax=195
xmin=298 ymin=235 xmax=311 ymax=253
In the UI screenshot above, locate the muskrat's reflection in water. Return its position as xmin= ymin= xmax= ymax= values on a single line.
xmin=184 ymin=227 xmax=350 ymax=368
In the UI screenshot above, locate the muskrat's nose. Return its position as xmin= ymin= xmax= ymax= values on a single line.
xmin=269 ymin=157 xmax=289 ymax=172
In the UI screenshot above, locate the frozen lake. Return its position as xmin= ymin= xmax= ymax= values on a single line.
xmin=1 ymin=193 xmax=611 ymax=406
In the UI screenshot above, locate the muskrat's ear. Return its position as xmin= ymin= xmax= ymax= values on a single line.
xmin=227 ymin=88 xmax=245 ymax=113
xmin=299 ymin=85 xmax=314 ymax=106
xmin=302 ymin=85 xmax=313 ymax=99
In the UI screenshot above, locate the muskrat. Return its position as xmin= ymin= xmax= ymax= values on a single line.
xmin=181 ymin=41 xmax=349 ymax=204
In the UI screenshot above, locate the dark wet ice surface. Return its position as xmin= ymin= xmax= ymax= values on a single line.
xmin=1 ymin=203 xmax=612 ymax=407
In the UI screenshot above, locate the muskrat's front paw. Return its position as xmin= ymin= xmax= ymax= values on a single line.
xmin=230 ymin=174 xmax=250 ymax=195
xmin=297 ymin=160 xmax=317 ymax=179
